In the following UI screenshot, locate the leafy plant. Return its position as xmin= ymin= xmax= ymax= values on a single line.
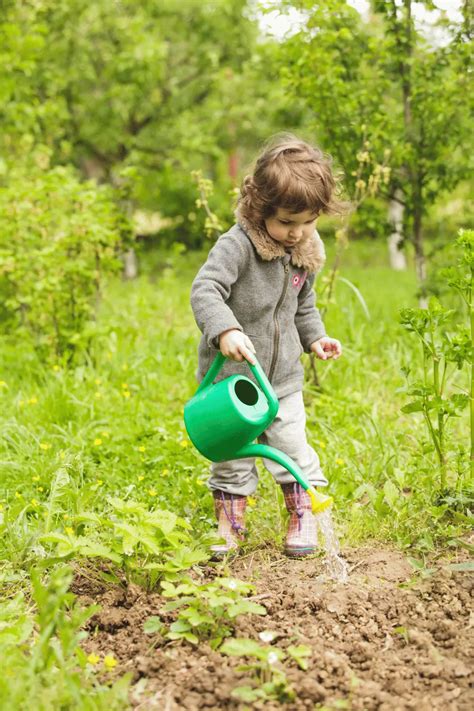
xmin=220 ymin=636 xmax=311 ymax=703
xmin=0 ymin=165 xmax=132 ymax=362
xmin=0 ymin=566 xmax=130 ymax=709
xmin=145 ymin=577 xmax=266 ymax=648
xmin=400 ymin=294 xmax=470 ymax=489
xmin=37 ymin=496 xmax=210 ymax=589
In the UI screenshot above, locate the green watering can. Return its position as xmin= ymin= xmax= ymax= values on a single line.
xmin=184 ymin=352 xmax=332 ymax=513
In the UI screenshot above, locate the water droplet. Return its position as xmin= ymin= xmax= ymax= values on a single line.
xmin=315 ymin=509 xmax=349 ymax=583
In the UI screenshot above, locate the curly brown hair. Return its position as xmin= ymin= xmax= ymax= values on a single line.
xmin=237 ymin=133 xmax=347 ymax=226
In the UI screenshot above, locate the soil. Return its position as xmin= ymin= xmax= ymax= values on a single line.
xmin=73 ymin=545 xmax=473 ymax=710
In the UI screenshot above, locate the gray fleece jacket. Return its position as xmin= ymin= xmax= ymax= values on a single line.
xmin=190 ymin=212 xmax=327 ymax=398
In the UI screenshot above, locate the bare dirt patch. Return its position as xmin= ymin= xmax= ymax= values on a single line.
xmin=74 ymin=546 xmax=473 ymax=710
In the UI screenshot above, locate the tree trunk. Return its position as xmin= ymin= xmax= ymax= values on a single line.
xmin=123 ymin=249 xmax=138 ymax=280
xmin=387 ymin=189 xmax=407 ymax=270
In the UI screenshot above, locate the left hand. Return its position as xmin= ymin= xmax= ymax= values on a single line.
xmin=310 ymin=336 xmax=342 ymax=361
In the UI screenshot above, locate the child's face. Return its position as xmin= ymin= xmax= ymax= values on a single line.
xmin=264 ymin=208 xmax=318 ymax=248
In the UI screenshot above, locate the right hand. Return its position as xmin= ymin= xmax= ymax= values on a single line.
xmin=219 ymin=329 xmax=256 ymax=364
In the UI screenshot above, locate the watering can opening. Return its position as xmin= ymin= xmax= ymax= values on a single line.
xmin=234 ymin=379 xmax=259 ymax=407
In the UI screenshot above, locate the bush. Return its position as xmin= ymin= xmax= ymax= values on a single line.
xmin=0 ymin=165 xmax=132 ymax=362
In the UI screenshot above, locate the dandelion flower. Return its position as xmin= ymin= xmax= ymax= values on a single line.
xmin=95 ymin=378 xmax=102 ymax=385
xmin=32 ymin=475 xmax=40 ymax=482
xmin=247 ymin=496 xmax=257 ymax=507
xmin=103 ymin=655 xmax=117 ymax=669
xmin=94 ymin=438 xmax=102 ymax=446
xmin=52 ymin=365 xmax=61 ymax=372
xmin=28 ymin=397 xmax=38 ymax=405
xmin=179 ymin=440 xmax=189 ymax=448
xmin=65 ymin=527 xmax=74 ymax=536
xmin=121 ymin=383 xmax=129 ymax=389
xmin=31 ymin=499 xmax=39 ymax=507
xmin=123 ymin=391 xmax=130 ymax=398
xmin=87 ymin=653 xmax=100 ymax=665
xmin=336 ymin=458 xmax=345 ymax=466
xmin=162 ymin=469 xmax=169 ymax=476
xmin=138 ymin=475 xmax=144 ymax=481
xmin=318 ymin=441 xmax=326 ymax=449
xmin=138 ymin=446 xmax=146 ymax=452
xmin=148 ymin=489 xmax=157 ymax=497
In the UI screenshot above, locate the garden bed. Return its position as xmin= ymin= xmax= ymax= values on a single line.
xmin=74 ymin=545 xmax=473 ymax=710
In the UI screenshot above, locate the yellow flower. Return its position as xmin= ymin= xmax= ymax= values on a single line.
xmin=138 ymin=475 xmax=144 ymax=481
xmin=96 ymin=479 xmax=103 ymax=486
xmin=179 ymin=440 xmax=189 ymax=448
xmin=336 ymin=458 xmax=345 ymax=466
xmin=40 ymin=443 xmax=51 ymax=450
xmin=318 ymin=441 xmax=326 ymax=449
xmin=0 ymin=380 xmax=8 ymax=389
xmin=162 ymin=469 xmax=169 ymax=476
xmin=94 ymin=438 xmax=102 ymax=446
xmin=32 ymin=475 xmax=40 ymax=482
xmin=121 ymin=383 xmax=129 ymax=389
xmin=101 ymin=431 xmax=110 ymax=438
xmin=138 ymin=445 xmax=146 ymax=452
xmin=37 ymin=486 xmax=44 ymax=492
xmin=247 ymin=496 xmax=257 ymax=507
xmin=65 ymin=527 xmax=74 ymax=536
xmin=31 ymin=498 xmax=39 ymax=507
xmin=122 ymin=390 xmax=130 ymax=398
xmin=196 ymin=479 xmax=204 ymax=486
xmin=28 ymin=397 xmax=38 ymax=405
xmin=148 ymin=488 xmax=157 ymax=497
xmin=63 ymin=514 xmax=69 ymax=520
xmin=52 ymin=365 xmax=60 ymax=372
xmin=0 ymin=503 xmax=3 ymax=512
xmin=95 ymin=378 xmax=102 ymax=385
xmin=103 ymin=654 xmax=117 ymax=669
xmin=15 ymin=492 xmax=22 ymax=499
xmin=87 ymin=653 xmax=100 ymax=665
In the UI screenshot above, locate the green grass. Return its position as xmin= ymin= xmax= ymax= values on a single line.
xmin=0 ymin=237 xmax=472 ymax=704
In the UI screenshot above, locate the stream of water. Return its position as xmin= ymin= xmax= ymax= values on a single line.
xmin=315 ymin=508 xmax=349 ymax=583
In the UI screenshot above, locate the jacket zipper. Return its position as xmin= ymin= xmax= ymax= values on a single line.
xmin=268 ymin=263 xmax=290 ymax=381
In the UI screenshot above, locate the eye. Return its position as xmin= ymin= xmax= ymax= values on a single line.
xmin=278 ymin=220 xmax=290 ymax=225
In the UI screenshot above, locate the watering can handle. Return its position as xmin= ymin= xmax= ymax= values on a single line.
xmin=197 ymin=352 xmax=279 ymax=419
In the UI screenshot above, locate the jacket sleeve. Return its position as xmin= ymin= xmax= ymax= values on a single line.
xmin=190 ymin=235 xmax=247 ymax=348
xmin=295 ymin=272 xmax=326 ymax=352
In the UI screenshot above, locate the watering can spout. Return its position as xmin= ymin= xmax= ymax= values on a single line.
xmin=235 ymin=443 xmax=333 ymax=514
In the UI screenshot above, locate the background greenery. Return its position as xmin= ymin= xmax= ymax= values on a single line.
xmin=0 ymin=0 xmax=472 ymax=706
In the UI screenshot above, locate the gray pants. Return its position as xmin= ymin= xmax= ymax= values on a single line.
xmin=208 ymin=390 xmax=328 ymax=496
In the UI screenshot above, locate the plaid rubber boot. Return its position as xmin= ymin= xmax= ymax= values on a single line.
xmin=281 ymin=482 xmax=317 ymax=557
xmin=210 ymin=491 xmax=247 ymax=559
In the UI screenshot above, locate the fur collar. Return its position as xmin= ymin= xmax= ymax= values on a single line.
xmin=235 ymin=207 xmax=326 ymax=274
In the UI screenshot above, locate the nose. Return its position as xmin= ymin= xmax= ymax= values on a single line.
xmin=289 ymin=227 xmax=303 ymax=239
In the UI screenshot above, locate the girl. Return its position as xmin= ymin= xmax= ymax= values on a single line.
xmin=191 ymin=134 xmax=344 ymax=558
